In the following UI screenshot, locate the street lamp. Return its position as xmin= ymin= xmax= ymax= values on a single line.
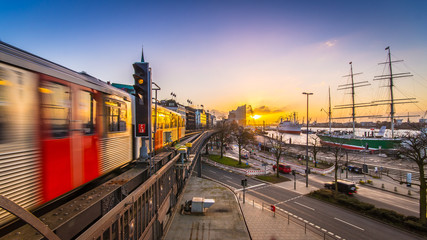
xmin=303 ymin=92 xmax=313 ymax=187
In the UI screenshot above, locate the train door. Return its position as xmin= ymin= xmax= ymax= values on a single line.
xmin=74 ymin=89 xmax=100 ymax=183
xmin=39 ymin=77 xmax=73 ymax=201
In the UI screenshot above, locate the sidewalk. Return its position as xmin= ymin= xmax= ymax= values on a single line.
xmin=164 ymin=176 xmax=250 ymax=240
xmin=238 ymin=181 xmax=326 ymax=240
xmin=165 ymin=175 xmax=331 ymax=240
xmin=240 ymin=200 xmax=323 ymax=240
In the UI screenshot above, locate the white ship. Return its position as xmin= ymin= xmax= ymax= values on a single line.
xmin=277 ymin=112 xmax=302 ymax=135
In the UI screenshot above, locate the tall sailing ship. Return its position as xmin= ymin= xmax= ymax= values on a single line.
xmin=317 ymin=47 xmax=415 ymax=150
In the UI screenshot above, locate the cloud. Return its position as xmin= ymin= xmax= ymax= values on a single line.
xmin=252 ymin=105 xmax=284 ymax=114
xmin=325 ymin=40 xmax=337 ymax=47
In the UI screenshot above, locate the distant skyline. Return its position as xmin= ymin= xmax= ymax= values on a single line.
xmin=2 ymin=0 xmax=427 ymax=124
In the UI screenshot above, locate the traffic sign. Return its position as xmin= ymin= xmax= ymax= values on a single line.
xmin=270 ymin=205 xmax=275 ymax=212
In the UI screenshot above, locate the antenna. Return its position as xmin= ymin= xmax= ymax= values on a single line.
xmin=141 ymin=45 xmax=145 ymax=63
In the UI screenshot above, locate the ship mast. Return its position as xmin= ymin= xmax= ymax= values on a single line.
xmin=373 ymin=46 xmax=415 ymax=138
xmin=334 ymin=62 xmax=369 ymax=137
xmin=386 ymin=47 xmax=395 ymax=138
xmin=350 ymin=62 xmax=356 ymax=136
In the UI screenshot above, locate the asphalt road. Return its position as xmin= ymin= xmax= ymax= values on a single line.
xmin=201 ymin=162 xmax=424 ymax=240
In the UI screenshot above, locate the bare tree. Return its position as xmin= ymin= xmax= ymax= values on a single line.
xmin=269 ymin=134 xmax=288 ymax=178
xmin=329 ymin=143 xmax=344 ymax=194
xmin=231 ymin=122 xmax=255 ymax=165
xmin=397 ymin=129 xmax=427 ymax=224
xmin=215 ymin=120 xmax=233 ymax=158
xmin=310 ymin=135 xmax=321 ymax=167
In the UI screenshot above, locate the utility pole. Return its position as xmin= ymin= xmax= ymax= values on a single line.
xmin=303 ymin=92 xmax=313 ymax=187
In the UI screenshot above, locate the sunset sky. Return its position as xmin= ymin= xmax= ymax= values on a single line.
xmin=2 ymin=0 xmax=427 ymax=124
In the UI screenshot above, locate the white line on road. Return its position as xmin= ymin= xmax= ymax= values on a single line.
xmin=235 ymin=183 xmax=266 ymax=192
xmin=275 ymin=195 xmax=303 ymax=205
xmin=223 ymin=175 xmax=233 ymax=180
xmin=334 ymin=217 xmax=365 ymax=231
xmin=294 ymin=202 xmax=315 ymax=211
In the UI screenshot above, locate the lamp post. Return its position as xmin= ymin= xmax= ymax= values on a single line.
xmin=303 ymin=92 xmax=313 ymax=187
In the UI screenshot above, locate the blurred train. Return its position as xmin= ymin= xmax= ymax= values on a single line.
xmin=0 ymin=42 xmax=185 ymax=225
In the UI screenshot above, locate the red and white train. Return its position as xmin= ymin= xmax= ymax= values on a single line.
xmin=0 ymin=42 xmax=184 ymax=225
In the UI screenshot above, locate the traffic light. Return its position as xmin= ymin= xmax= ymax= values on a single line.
xmin=133 ymin=62 xmax=151 ymax=138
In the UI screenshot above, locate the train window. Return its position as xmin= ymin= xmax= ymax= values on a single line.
xmin=106 ymin=99 xmax=127 ymax=132
xmin=171 ymin=115 xmax=177 ymax=128
xmin=157 ymin=112 xmax=164 ymax=130
xmin=40 ymin=81 xmax=70 ymax=138
xmin=165 ymin=115 xmax=170 ymax=129
xmin=80 ymin=91 xmax=96 ymax=135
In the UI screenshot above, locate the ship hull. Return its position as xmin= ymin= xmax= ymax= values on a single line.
xmin=277 ymin=122 xmax=302 ymax=135
xmin=278 ymin=129 xmax=301 ymax=134
xmin=317 ymin=134 xmax=401 ymax=150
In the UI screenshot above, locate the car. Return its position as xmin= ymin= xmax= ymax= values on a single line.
xmin=272 ymin=164 xmax=292 ymax=174
xmin=324 ymin=180 xmax=357 ymax=195
xmin=347 ymin=165 xmax=363 ymax=174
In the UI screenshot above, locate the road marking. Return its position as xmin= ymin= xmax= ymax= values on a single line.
xmin=294 ymin=202 xmax=315 ymax=211
xmin=275 ymin=195 xmax=303 ymax=204
xmin=235 ymin=183 xmax=266 ymax=192
xmin=334 ymin=217 xmax=365 ymax=231
xmin=223 ymin=175 xmax=233 ymax=180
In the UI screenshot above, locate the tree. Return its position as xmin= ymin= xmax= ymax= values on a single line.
xmin=269 ymin=134 xmax=288 ymax=178
xmin=310 ymin=135 xmax=321 ymax=168
xmin=329 ymin=143 xmax=344 ymax=194
xmin=231 ymin=122 xmax=255 ymax=165
xmin=397 ymin=129 xmax=427 ymax=224
xmin=214 ymin=120 xmax=233 ymax=158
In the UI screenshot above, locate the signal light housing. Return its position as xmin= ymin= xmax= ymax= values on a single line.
xmin=133 ymin=62 xmax=151 ymax=138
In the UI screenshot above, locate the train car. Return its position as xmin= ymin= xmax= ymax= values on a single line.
xmin=0 ymin=42 xmax=133 ymax=225
xmin=154 ymin=105 xmax=185 ymax=150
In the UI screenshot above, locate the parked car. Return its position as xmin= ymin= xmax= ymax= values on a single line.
xmin=347 ymin=165 xmax=363 ymax=174
xmin=241 ymin=149 xmax=249 ymax=159
xmin=272 ymin=164 xmax=292 ymax=174
xmin=324 ymin=180 xmax=357 ymax=195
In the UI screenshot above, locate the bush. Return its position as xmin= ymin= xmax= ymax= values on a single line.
xmin=310 ymin=189 xmax=334 ymax=200
xmin=335 ymin=194 xmax=374 ymax=211
xmin=404 ymin=220 xmax=427 ymax=232
xmin=367 ymin=208 xmax=404 ymax=223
